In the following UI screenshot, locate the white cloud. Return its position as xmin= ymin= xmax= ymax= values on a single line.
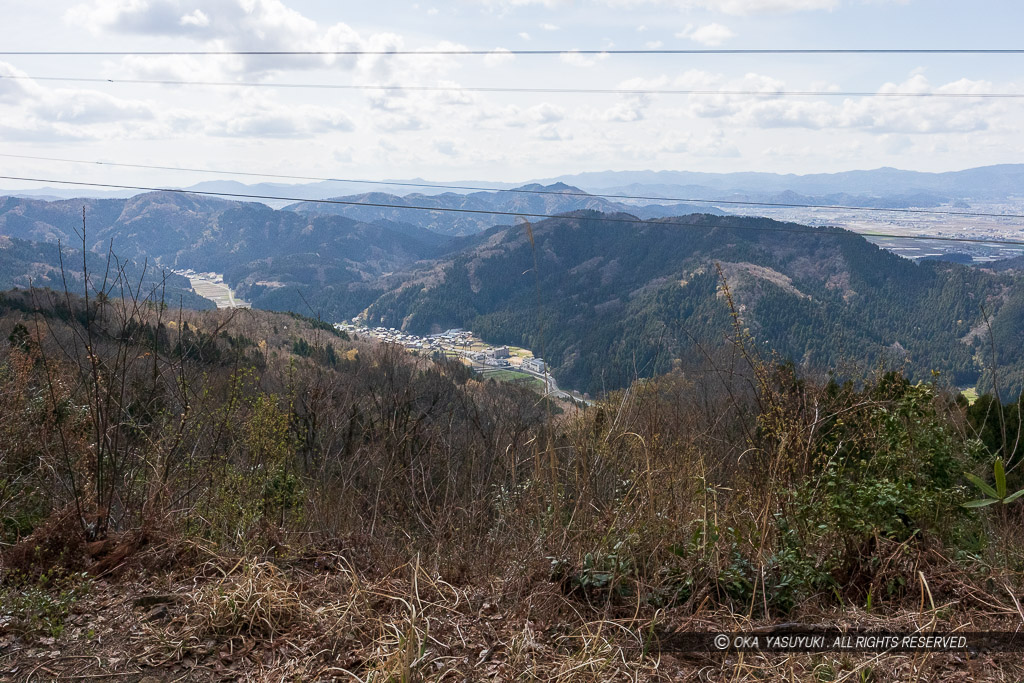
xmin=0 ymin=120 xmax=98 ymax=143
xmin=484 ymin=0 xmax=845 ymax=14
xmin=33 ymin=90 xmax=156 ymax=125
xmin=430 ymin=82 xmax=480 ymax=106
xmin=662 ymin=129 xmax=741 ymax=157
xmin=65 ymin=0 xmax=409 ymax=79
xmin=434 ymin=139 xmax=458 ymax=155
xmin=0 ymin=62 xmax=158 ymax=126
xmin=603 ymin=101 xmax=646 ymax=122
xmin=373 ymin=113 xmax=426 ymax=132
xmin=689 ymin=0 xmax=838 ymax=14
xmin=65 ymin=0 xmax=481 ymax=136
xmin=616 ymin=68 xmax=722 ymax=92
xmin=677 ymin=23 xmax=735 ymax=46
xmin=206 ymin=106 xmax=353 ymax=138
xmin=484 ymin=48 xmax=516 ymax=66
xmin=0 ymin=2 xmax=1013 ymax=179
xmin=0 ymin=59 xmax=364 ymax=143
xmin=560 ymin=50 xmax=610 ymax=67
xmin=193 ymin=92 xmax=356 ymax=139
xmin=480 ymin=0 xmax=562 ymax=8
xmin=540 ymin=22 xmax=559 ymax=30
xmin=537 ymin=124 xmax=570 ymax=141
xmin=527 ymin=103 xmax=566 ymax=124
xmin=113 ymin=54 xmax=245 ymax=82
xmin=179 ymin=8 xmax=209 ymax=27
xmin=0 ymin=63 xmax=38 ymax=104
xmin=683 ymin=73 xmax=1002 ymax=134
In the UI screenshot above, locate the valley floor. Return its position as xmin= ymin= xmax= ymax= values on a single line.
xmin=173 ymin=269 xmax=250 ymax=310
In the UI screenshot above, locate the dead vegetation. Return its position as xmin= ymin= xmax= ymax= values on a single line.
xmin=0 ymin=256 xmax=1023 ymax=680
xmin=4 ymin=547 xmax=1023 ymax=680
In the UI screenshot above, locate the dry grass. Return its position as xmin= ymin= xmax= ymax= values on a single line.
xmin=5 ymin=555 xmax=1021 ymax=681
xmin=182 ymin=559 xmax=305 ymax=640
xmin=82 ymin=541 xmax=1012 ymax=681
xmin=3 ymin=294 xmax=1024 ymax=681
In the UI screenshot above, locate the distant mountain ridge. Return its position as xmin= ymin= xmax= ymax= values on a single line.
xmin=543 ymin=164 xmax=1024 ymax=199
xmin=283 ymin=183 xmax=723 ymax=236
xmin=7 ymin=161 xmax=1019 ymax=207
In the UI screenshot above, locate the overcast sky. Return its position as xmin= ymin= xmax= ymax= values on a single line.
xmin=1 ymin=0 xmax=1023 ymax=190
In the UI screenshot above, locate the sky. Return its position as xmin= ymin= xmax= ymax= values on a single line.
xmin=1 ymin=0 xmax=1024 ymax=190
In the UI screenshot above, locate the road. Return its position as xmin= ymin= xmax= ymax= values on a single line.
xmin=517 ymin=366 xmax=593 ymax=405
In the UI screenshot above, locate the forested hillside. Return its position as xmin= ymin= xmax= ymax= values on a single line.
xmin=364 ymin=211 xmax=1014 ymax=395
xmin=0 ymin=193 xmax=457 ymax=319
xmin=0 ymin=234 xmax=211 ymax=310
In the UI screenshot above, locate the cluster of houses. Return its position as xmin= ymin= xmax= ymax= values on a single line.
xmin=332 ymin=321 xmax=548 ymax=376
xmin=332 ymin=323 xmax=473 ymax=351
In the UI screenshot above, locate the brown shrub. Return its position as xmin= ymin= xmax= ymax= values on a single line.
xmin=1 ymin=507 xmax=86 ymax=581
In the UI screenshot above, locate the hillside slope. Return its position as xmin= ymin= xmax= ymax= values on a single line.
xmin=364 ymin=211 xmax=1010 ymax=394
xmin=0 ymin=234 xmax=211 ymax=309
xmin=0 ymin=193 xmax=456 ymax=319
xmin=1 ymin=267 xmax=1021 ymax=682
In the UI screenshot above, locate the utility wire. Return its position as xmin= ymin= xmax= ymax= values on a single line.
xmin=2 ymin=74 xmax=1019 ymax=99
xmin=2 ymin=174 xmax=1022 ymax=248
xmin=3 ymin=153 xmax=1023 ymax=221
xmin=3 ymin=49 xmax=1024 ymax=56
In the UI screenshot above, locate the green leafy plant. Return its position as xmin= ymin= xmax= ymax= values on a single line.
xmin=0 ymin=571 xmax=92 ymax=638
xmin=963 ymin=458 xmax=1024 ymax=508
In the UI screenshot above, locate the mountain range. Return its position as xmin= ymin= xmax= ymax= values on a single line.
xmin=6 ymin=162 xmax=1024 ymax=206
xmin=2 ymin=188 xmax=1024 ymax=396
xmin=284 ymin=182 xmax=722 ymax=236
xmin=0 ymin=192 xmax=457 ymax=318
xmin=542 ymin=163 xmax=1024 ymax=200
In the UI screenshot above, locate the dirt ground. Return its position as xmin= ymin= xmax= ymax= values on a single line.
xmin=3 ymin=538 xmax=1023 ymax=682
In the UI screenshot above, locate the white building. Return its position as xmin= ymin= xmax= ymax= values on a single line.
xmin=522 ymin=358 xmax=546 ymax=373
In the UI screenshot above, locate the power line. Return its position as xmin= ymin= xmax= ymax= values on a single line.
xmin=1 ymin=174 xmax=1022 ymax=248
xmin=3 ymin=153 xmax=1023 ymax=221
xmin=3 ymin=49 xmax=1024 ymax=56
xmin=4 ymin=74 xmax=1020 ymax=99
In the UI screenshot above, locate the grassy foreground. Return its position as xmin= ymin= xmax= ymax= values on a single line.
xmin=0 ymin=285 xmax=1022 ymax=681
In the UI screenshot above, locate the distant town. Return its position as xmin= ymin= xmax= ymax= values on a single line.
xmin=168 ymin=268 xmax=587 ymax=403
xmin=334 ymin=321 xmax=590 ymax=404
